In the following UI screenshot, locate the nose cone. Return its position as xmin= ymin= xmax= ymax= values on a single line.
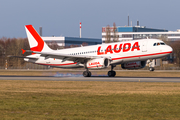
xmin=161 ymin=45 xmax=173 ymax=55
xmin=167 ymin=45 xmax=173 ymax=53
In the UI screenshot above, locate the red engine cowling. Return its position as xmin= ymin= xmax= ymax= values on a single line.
xmin=121 ymin=61 xmax=146 ymax=69
xmin=86 ymin=58 xmax=110 ymax=69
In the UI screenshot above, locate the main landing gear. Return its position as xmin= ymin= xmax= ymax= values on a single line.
xmin=83 ymin=70 xmax=91 ymax=77
xmin=107 ymin=65 xmax=116 ymax=77
xmin=83 ymin=65 xmax=116 ymax=77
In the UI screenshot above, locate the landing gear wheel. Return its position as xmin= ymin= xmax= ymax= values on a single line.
xmin=83 ymin=71 xmax=91 ymax=77
xmin=88 ymin=71 xmax=91 ymax=77
xmin=149 ymin=67 xmax=154 ymax=71
xmin=108 ymin=71 xmax=116 ymax=77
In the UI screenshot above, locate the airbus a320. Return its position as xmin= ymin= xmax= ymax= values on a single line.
xmin=20 ymin=25 xmax=173 ymax=77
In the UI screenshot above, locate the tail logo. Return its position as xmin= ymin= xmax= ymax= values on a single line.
xmin=25 ymin=25 xmax=44 ymax=52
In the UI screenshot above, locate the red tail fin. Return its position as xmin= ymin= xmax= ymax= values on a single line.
xmin=25 ymin=25 xmax=52 ymax=53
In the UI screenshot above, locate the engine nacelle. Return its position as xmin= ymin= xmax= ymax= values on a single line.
xmin=121 ymin=61 xmax=146 ymax=69
xmin=86 ymin=58 xmax=110 ymax=69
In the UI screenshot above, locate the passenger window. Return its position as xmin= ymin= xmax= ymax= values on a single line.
xmin=153 ymin=43 xmax=156 ymax=46
xmin=160 ymin=42 xmax=165 ymax=45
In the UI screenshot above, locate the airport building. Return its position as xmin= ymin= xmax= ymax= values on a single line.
xmin=40 ymin=22 xmax=102 ymax=48
xmin=102 ymin=26 xmax=180 ymax=43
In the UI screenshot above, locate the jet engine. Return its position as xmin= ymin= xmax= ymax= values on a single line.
xmin=86 ymin=58 xmax=110 ymax=69
xmin=121 ymin=61 xmax=146 ymax=69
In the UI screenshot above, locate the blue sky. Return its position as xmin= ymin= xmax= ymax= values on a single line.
xmin=0 ymin=0 xmax=180 ymax=38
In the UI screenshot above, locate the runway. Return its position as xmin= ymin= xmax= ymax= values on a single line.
xmin=0 ymin=76 xmax=180 ymax=82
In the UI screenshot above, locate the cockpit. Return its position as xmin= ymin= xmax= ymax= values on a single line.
xmin=153 ymin=42 xmax=166 ymax=46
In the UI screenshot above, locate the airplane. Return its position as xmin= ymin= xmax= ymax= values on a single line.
xmin=20 ymin=25 xmax=173 ymax=77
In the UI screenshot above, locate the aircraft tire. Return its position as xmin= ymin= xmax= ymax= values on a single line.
xmin=149 ymin=67 xmax=155 ymax=71
xmin=83 ymin=71 xmax=91 ymax=77
xmin=108 ymin=71 xmax=116 ymax=77
xmin=83 ymin=71 xmax=89 ymax=77
xmin=88 ymin=71 xmax=91 ymax=77
xmin=113 ymin=71 xmax=116 ymax=76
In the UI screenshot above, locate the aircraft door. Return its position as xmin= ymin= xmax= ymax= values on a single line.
xmin=142 ymin=40 xmax=148 ymax=52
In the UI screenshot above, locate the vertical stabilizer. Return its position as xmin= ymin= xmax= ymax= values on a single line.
xmin=25 ymin=25 xmax=52 ymax=52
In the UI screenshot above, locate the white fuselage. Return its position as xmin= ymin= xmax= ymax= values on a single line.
xmin=24 ymin=39 xmax=172 ymax=69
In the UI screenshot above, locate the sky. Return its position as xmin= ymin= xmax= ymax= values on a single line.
xmin=0 ymin=0 xmax=180 ymax=39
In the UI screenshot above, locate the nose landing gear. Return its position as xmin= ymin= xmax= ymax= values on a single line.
xmin=149 ymin=67 xmax=155 ymax=71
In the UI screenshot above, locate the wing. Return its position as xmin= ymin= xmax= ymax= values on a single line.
xmin=31 ymin=51 xmax=105 ymax=63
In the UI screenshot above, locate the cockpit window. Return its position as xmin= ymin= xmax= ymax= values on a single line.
xmin=160 ymin=42 xmax=165 ymax=45
xmin=153 ymin=42 xmax=165 ymax=46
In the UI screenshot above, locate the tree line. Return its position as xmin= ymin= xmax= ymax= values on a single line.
xmin=0 ymin=37 xmax=29 ymax=68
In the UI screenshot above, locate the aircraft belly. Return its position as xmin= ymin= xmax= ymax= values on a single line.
xmin=111 ymin=51 xmax=170 ymax=64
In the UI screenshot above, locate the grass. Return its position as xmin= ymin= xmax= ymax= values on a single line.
xmin=0 ymin=80 xmax=180 ymax=119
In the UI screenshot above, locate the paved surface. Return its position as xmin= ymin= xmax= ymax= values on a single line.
xmin=0 ymin=76 xmax=180 ymax=82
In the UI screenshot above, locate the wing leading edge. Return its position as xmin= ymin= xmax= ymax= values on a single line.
xmin=28 ymin=51 xmax=106 ymax=63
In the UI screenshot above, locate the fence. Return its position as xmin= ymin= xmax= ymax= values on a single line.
xmin=0 ymin=62 xmax=49 ymax=70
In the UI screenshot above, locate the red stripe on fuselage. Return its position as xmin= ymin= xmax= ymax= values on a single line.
xmin=111 ymin=51 xmax=172 ymax=60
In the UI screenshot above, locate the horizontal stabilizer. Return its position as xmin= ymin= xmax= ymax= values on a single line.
xmin=21 ymin=49 xmax=26 ymax=54
xmin=7 ymin=55 xmax=38 ymax=60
